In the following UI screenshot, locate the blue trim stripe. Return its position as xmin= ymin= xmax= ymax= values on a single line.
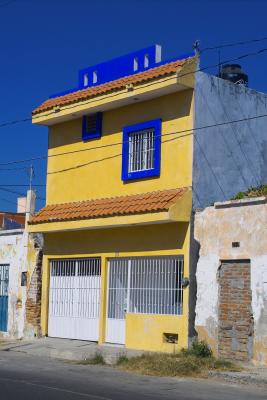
xmin=122 ymin=119 xmax=161 ymax=181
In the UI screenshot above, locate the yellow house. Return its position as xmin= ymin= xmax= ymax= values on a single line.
xmin=29 ymin=46 xmax=197 ymax=352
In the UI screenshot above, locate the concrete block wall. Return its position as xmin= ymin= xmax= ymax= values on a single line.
xmin=193 ymin=72 xmax=267 ymax=209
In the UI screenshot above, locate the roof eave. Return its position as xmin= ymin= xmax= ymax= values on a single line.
xmin=27 ymin=189 xmax=192 ymax=233
xmin=32 ymin=72 xmax=193 ymax=126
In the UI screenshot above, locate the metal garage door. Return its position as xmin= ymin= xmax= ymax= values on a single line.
xmin=48 ymin=258 xmax=101 ymax=341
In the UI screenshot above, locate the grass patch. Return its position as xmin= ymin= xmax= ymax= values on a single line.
xmin=233 ymin=184 xmax=267 ymax=200
xmin=78 ymin=352 xmax=106 ymax=365
xmin=115 ymin=343 xmax=241 ymax=378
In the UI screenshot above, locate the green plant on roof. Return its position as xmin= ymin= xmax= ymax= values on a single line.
xmin=233 ymin=184 xmax=267 ymax=200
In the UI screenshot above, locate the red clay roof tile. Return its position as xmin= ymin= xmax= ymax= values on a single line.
xmin=29 ymin=188 xmax=188 ymax=225
xmin=32 ymin=58 xmax=193 ymax=116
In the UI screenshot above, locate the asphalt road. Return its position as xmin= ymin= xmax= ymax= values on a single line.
xmin=0 ymin=351 xmax=265 ymax=400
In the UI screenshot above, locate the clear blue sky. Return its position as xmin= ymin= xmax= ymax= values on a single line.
xmin=1 ymin=0 xmax=267 ymax=212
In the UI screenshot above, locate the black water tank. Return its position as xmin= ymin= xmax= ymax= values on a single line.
xmin=218 ymin=64 xmax=248 ymax=86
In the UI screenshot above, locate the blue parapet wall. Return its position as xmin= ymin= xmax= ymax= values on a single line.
xmin=78 ymin=44 xmax=162 ymax=89
xmin=49 ymin=45 xmax=194 ymax=99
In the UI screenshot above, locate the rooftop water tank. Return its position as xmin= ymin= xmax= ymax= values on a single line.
xmin=218 ymin=64 xmax=248 ymax=86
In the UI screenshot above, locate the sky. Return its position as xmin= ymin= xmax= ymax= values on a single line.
xmin=1 ymin=0 xmax=267 ymax=212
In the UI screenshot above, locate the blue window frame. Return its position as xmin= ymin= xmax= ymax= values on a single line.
xmin=122 ymin=119 xmax=161 ymax=181
xmin=82 ymin=112 xmax=102 ymax=141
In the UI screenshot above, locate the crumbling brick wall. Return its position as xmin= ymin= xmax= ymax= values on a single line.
xmin=24 ymin=234 xmax=43 ymax=337
xmin=218 ymin=261 xmax=254 ymax=362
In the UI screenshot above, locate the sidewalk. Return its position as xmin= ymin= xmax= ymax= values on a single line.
xmin=0 ymin=337 xmax=266 ymax=387
xmin=210 ymin=366 xmax=267 ymax=388
xmin=0 ymin=337 xmax=143 ymax=364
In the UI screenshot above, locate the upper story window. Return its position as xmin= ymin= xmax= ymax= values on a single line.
xmin=82 ymin=112 xmax=102 ymax=141
xmin=122 ymin=119 xmax=161 ymax=181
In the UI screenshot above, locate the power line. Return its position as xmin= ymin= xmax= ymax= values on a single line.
xmin=197 ymin=85 xmax=250 ymax=188
xmin=0 ymin=197 xmax=26 ymax=210
xmin=0 ymin=187 xmax=46 ymax=202
xmin=0 ymin=166 xmax=29 ymax=171
xmin=201 ymin=36 xmax=267 ymax=53
xmin=0 ymin=184 xmax=46 ymax=187
xmin=0 ymin=187 xmax=26 ymax=197
xmin=1 ymin=45 xmax=267 ymax=131
xmin=215 ymin=82 xmax=261 ymax=186
xmin=1 ymin=112 xmax=267 ymax=167
xmin=194 ymin=135 xmax=227 ymax=200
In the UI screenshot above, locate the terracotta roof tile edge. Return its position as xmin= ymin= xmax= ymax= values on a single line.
xmin=29 ymin=187 xmax=189 ymax=225
xmin=32 ymin=57 xmax=195 ymax=115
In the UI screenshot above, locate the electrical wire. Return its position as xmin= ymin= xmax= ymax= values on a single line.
xmin=201 ymin=36 xmax=267 ymax=53
xmin=1 ymin=45 xmax=267 ymax=203
xmin=0 ymin=165 xmax=30 ymax=171
xmin=0 ymin=184 xmax=46 ymax=187
xmin=0 ymin=187 xmax=26 ymax=197
xmin=1 ymin=45 xmax=267 ymax=132
xmin=0 ymin=197 xmax=26 ymax=210
xmin=1 ymin=112 xmax=267 ymax=167
xmin=0 ymin=187 xmax=45 ymax=202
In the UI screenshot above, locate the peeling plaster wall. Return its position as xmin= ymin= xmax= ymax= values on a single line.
xmin=194 ymin=72 xmax=267 ymax=208
xmin=24 ymin=233 xmax=43 ymax=338
xmin=0 ymin=229 xmax=41 ymax=339
xmin=0 ymin=230 xmax=26 ymax=338
xmin=194 ymin=199 xmax=267 ymax=364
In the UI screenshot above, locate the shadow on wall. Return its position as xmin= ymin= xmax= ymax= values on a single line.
xmin=43 ymin=222 xmax=188 ymax=255
xmin=48 ymin=91 xmax=193 ymax=149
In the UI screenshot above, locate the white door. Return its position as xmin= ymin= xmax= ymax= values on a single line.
xmin=106 ymin=259 xmax=129 ymax=344
xmin=48 ymin=258 xmax=101 ymax=341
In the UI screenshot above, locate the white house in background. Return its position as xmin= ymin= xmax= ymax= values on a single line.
xmin=0 ymin=191 xmax=43 ymax=339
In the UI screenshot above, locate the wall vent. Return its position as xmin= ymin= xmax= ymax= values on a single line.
xmin=163 ymin=332 xmax=178 ymax=344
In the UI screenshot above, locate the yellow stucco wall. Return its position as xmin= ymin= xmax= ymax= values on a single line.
xmin=41 ymin=222 xmax=190 ymax=351
xmin=37 ymin=84 xmax=194 ymax=352
xmin=126 ymin=314 xmax=188 ymax=352
xmin=46 ymin=89 xmax=194 ymax=204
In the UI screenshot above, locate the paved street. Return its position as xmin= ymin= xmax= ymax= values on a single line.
xmin=0 ymin=351 xmax=266 ymax=400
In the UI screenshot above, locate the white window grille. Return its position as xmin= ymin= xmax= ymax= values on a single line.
xmin=128 ymin=129 xmax=155 ymax=173
xmin=108 ymin=257 xmax=183 ymax=317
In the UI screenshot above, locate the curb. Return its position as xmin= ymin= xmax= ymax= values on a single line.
xmin=209 ymin=371 xmax=267 ymax=387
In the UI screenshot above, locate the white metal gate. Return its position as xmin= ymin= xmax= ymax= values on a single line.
xmin=48 ymin=258 xmax=101 ymax=341
xmin=106 ymin=256 xmax=184 ymax=344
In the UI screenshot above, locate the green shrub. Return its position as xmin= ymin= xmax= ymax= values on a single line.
xmin=79 ymin=352 xmax=106 ymax=365
xmin=116 ymin=355 xmax=129 ymax=365
xmin=190 ymin=340 xmax=213 ymax=358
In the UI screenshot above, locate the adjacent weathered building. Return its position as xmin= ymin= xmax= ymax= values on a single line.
xmin=0 ymin=192 xmax=43 ymax=339
xmin=194 ymin=197 xmax=267 ymax=365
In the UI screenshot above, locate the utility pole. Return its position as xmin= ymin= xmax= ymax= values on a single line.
xmin=29 ymin=164 xmax=34 ymax=191
xmin=218 ymin=49 xmax=222 ymax=77
xmin=193 ymin=40 xmax=201 ymax=56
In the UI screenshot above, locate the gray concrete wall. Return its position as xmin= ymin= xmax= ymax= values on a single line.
xmin=193 ymin=72 xmax=267 ymax=208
